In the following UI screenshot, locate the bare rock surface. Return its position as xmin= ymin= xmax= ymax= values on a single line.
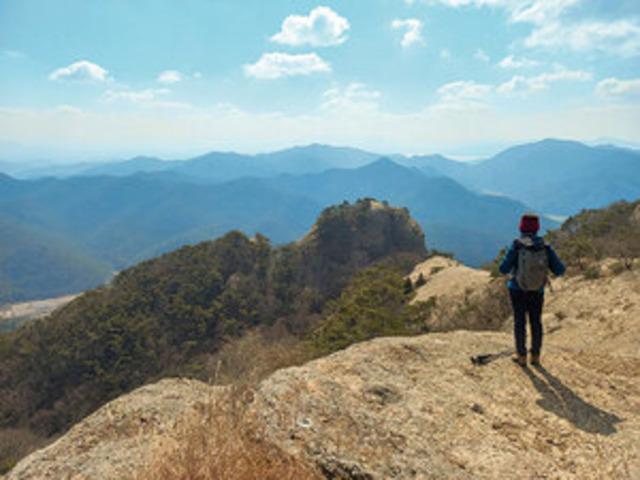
xmin=6 ymin=379 xmax=222 ymax=480
xmin=543 ymin=267 xmax=640 ymax=357
xmin=7 ymin=264 xmax=640 ymax=479
xmin=253 ymin=330 xmax=639 ymax=479
xmin=408 ymin=256 xmax=501 ymax=332
xmin=409 ymin=256 xmax=491 ymax=306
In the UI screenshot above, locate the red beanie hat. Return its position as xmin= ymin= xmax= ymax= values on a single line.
xmin=519 ymin=213 xmax=540 ymax=233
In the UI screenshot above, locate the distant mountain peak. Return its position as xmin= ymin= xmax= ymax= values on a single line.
xmin=359 ymin=157 xmax=404 ymax=170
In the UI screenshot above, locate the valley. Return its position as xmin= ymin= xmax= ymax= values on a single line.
xmin=5 ymin=138 xmax=637 ymax=303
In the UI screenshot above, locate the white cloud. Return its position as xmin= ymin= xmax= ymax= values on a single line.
xmin=474 ymin=49 xmax=490 ymax=62
xmin=498 ymin=66 xmax=592 ymax=95
xmin=322 ymin=83 xmax=381 ymax=111
xmin=432 ymin=80 xmax=492 ymax=113
xmin=423 ymin=0 xmax=577 ymax=24
xmin=510 ymin=0 xmax=580 ymax=25
xmin=596 ymin=78 xmax=640 ymax=98
xmin=391 ymin=18 xmax=425 ymax=48
xmin=271 ymin=6 xmax=350 ymax=47
xmin=102 ymin=88 xmax=191 ymax=109
xmin=417 ymin=0 xmax=640 ymax=57
xmin=104 ymin=88 xmax=170 ymax=103
xmin=525 ymin=19 xmax=640 ymax=57
xmin=438 ymin=80 xmax=492 ymax=101
xmin=49 ymin=60 xmax=110 ymax=82
xmin=498 ymin=54 xmax=540 ymax=69
xmin=157 ymin=70 xmax=184 ymax=84
xmin=244 ymin=52 xmax=331 ymax=79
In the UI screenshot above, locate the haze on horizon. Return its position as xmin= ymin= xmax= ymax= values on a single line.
xmin=1 ymin=0 xmax=640 ymax=163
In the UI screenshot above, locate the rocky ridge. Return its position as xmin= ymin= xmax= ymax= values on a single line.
xmin=6 ymin=260 xmax=640 ymax=479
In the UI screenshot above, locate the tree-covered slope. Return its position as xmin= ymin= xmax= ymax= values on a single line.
xmin=545 ymin=199 xmax=640 ymax=269
xmin=0 ymin=199 xmax=426 ymax=437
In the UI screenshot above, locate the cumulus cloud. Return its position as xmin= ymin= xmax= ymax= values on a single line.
xmin=596 ymin=77 xmax=640 ymax=98
xmin=498 ymin=66 xmax=592 ymax=95
xmin=525 ymin=20 xmax=640 ymax=57
xmin=418 ymin=0 xmax=640 ymax=57
xmin=157 ymin=70 xmax=184 ymax=84
xmin=271 ymin=6 xmax=350 ymax=47
xmin=244 ymin=52 xmax=331 ymax=79
xmin=498 ymin=54 xmax=540 ymax=69
xmin=391 ymin=18 xmax=425 ymax=48
xmin=49 ymin=60 xmax=110 ymax=82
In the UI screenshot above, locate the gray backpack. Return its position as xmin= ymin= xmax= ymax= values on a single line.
xmin=515 ymin=237 xmax=549 ymax=291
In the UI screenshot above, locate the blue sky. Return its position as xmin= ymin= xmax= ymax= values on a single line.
xmin=1 ymin=0 xmax=639 ymax=161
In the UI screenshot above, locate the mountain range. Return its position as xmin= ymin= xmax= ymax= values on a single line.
xmin=1 ymin=138 xmax=638 ymax=302
xmin=7 ymin=139 xmax=639 ymax=217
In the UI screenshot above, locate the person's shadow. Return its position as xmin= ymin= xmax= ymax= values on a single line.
xmin=522 ymin=365 xmax=622 ymax=435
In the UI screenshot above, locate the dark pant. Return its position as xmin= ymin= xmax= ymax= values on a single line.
xmin=509 ymin=289 xmax=544 ymax=357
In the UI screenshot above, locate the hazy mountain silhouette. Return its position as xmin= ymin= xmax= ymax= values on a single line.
xmin=0 ymin=173 xmax=320 ymax=270
xmin=0 ymin=157 xmax=544 ymax=301
xmin=265 ymin=158 xmax=546 ymax=265
xmin=7 ymin=140 xmax=638 ymax=217
xmin=0 ymin=214 xmax=111 ymax=302
xmin=417 ymin=139 xmax=640 ymax=215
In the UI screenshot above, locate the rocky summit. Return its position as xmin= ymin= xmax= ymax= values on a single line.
xmin=251 ymin=330 xmax=638 ymax=479
xmin=5 ymin=260 xmax=640 ymax=479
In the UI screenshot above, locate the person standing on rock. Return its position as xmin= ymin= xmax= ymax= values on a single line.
xmin=499 ymin=213 xmax=565 ymax=367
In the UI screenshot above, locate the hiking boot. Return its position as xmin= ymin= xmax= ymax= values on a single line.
xmin=530 ymin=354 xmax=541 ymax=366
xmin=512 ymin=354 xmax=527 ymax=367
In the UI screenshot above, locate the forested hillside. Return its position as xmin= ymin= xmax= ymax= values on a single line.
xmin=546 ymin=199 xmax=640 ymax=270
xmin=0 ymin=199 xmax=425 ymax=445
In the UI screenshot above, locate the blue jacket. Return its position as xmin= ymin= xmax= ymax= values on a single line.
xmin=499 ymin=234 xmax=565 ymax=292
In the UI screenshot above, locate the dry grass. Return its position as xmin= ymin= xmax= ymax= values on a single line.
xmin=204 ymin=329 xmax=314 ymax=386
xmin=140 ymin=329 xmax=321 ymax=479
xmin=137 ymin=387 xmax=321 ymax=480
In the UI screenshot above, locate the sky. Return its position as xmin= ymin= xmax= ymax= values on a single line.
xmin=1 ymin=0 xmax=640 ymax=162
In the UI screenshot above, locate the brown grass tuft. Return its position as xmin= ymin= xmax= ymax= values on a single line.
xmin=137 ymin=386 xmax=321 ymax=480
xmin=204 ymin=329 xmax=313 ymax=386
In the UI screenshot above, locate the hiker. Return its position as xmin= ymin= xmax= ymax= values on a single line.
xmin=499 ymin=213 xmax=565 ymax=367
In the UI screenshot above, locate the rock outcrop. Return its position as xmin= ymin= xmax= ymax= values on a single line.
xmin=6 ymin=379 xmax=224 ymax=480
xmin=253 ymin=330 xmax=639 ymax=479
xmin=7 ymin=267 xmax=640 ymax=479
